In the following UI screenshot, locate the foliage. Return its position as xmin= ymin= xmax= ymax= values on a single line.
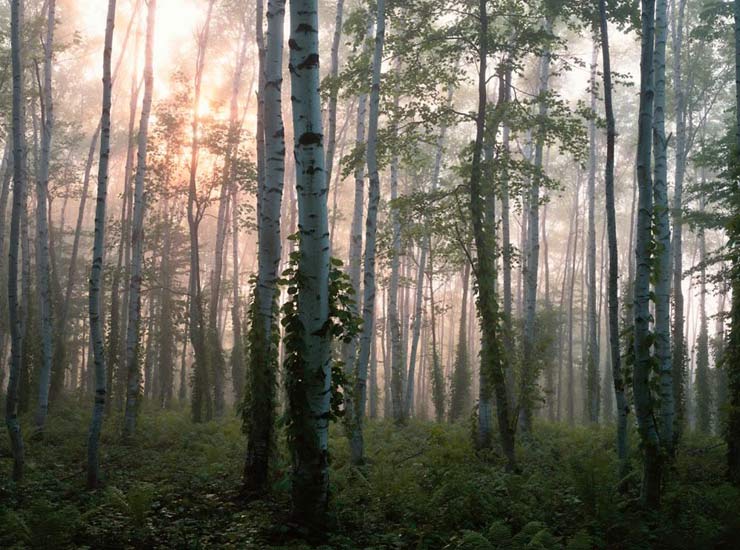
xmin=1 ymin=403 xmax=739 ymax=548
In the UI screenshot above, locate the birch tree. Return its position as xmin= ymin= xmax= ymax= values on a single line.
xmin=470 ymin=0 xmax=515 ymax=469
xmin=6 ymin=0 xmax=26 ymax=481
xmin=187 ymin=0 xmax=216 ymax=423
xmin=519 ymin=17 xmax=552 ymax=432
xmin=599 ymin=0 xmax=629 ymax=476
xmin=653 ymin=0 xmax=674 ymax=448
xmin=351 ymin=0 xmax=385 ymax=466
xmin=87 ymin=0 xmax=117 ymax=487
xmin=634 ymin=0 xmax=662 ymax=506
xmin=670 ymin=0 xmax=687 ymax=441
xmin=585 ymin=36 xmax=600 ymax=424
xmin=243 ymin=0 xmax=285 ymax=495
xmin=123 ymin=0 xmax=156 ymax=438
xmin=286 ymin=0 xmax=331 ymax=526
xmin=728 ymin=0 xmax=740 ymax=486
xmin=34 ymin=0 xmax=56 ymax=432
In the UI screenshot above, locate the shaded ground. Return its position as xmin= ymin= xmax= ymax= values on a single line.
xmin=1 ymin=401 xmax=739 ymax=549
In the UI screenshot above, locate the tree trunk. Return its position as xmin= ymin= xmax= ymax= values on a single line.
xmin=187 ymin=0 xmax=216 ymax=424
xmin=388 ymin=88 xmax=404 ymax=424
xmin=123 ymin=0 xmax=156 ymax=438
xmin=599 ymin=0 xmax=629 ymax=477
xmin=286 ymin=0 xmax=331 ymax=528
xmin=34 ymin=0 xmax=56 ymax=432
xmin=340 ymin=17 xmax=372 ymax=424
xmin=670 ymin=0 xmax=687 ymax=444
xmin=567 ymin=177 xmax=581 ymax=425
xmin=351 ymin=0 xmax=385 ymax=466
xmin=470 ymin=0 xmax=515 ymax=469
xmin=586 ymin=36 xmax=600 ymax=424
xmin=727 ymin=0 xmax=740 ymax=486
xmin=634 ymin=0 xmax=662 ymax=507
xmin=230 ymin=44 xmax=246 ymax=404
xmin=6 ymin=0 xmax=26 ymax=482
xmin=86 ymin=0 xmax=116 ymax=488
xmin=653 ymin=0 xmax=674 ymax=449
xmin=520 ymin=21 xmax=551 ymax=432
xmin=449 ymin=263 xmax=471 ymax=422
xmin=243 ymin=0 xmax=285 ymax=495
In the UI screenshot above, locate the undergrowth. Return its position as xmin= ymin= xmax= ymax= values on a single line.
xmin=1 ymin=400 xmax=738 ymax=549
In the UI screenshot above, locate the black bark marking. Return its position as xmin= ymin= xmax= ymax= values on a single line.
xmin=298 ymin=132 xmax=323 ymax=146
xmin=298 ymin=53 xmax=320 ymax=71
xmin=296 ymin=23 xmax=317 ymax=34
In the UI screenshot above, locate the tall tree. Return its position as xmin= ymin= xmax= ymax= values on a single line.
xmin=653 ymin=0 xmax=674 ymax=448
xmin=341 ymin=17 xmax=373 ymax=426
xmin=123 ymin=0 xmax=156 ymax=437
xmin=388 ymin=87 xmax=404 ymax=424
xmin=695 ymin=178 xmax=712 ymax=433
xmin=243 ymin=0 xmax=285 ymax=495
xmin=470 ymin=0 xmax=515 ymax=469
xmin=599 ymin=0 xmax=629 ymax=476
xmin=670 ymin=0 xmax=687 ymax=444
xmin=585 ymin=35 xmax=600 ymax=424
xmin=351 ymin=0 xmax=385 ymax=466
xmin=34 ymin=0 xmax=56 ymax=432
xmin=6 ymin=0 xmax=26 ymax=482
xmin=519 ymin=16 xmax=552 ymax=432
xmin=187 ymin=0 xmax=216 ymax=423
xmin=87 ymin=0 xmax=117 ymax=487
xmin=728 ymin=0 xmax=740 ymax=486
xmin=286 ymin=0 xmax=331 ymax=527
xmin=634 ymin=0 xmax=662 ymax=506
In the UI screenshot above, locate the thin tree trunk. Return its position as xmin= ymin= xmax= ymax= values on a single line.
xmin=230 ymin=46 xmax=246 ymax=404
xmin=653 ymin=0 xmax=674 ymax=449
xmin=86 ymin=0 xmax=116 ymax=488
xmin=670 ymin=0 xmax=688 ymax=444
xmin=6 ymin=0 xmax=26 ymax=481
xmin=123 ymin=0 xmax=156 ymax=438
xmin=634 ymin=0 xmax=662 ymax=507
xmin=351 ymin=0 xmax=385 ymax=466
xmin=388 ymin=84 xmax=404 ymax=424
xmin=470 ymin=0 xmax=515 ymax=469
xmin=520 ymin=20 xmax=552 ymax=432
xmin=340 ymin=17 xmax=372 ymax=424
xmin=187 ymin=0 xmax=216 ymax=424
xmin=323 ymin=0 xmax=345 ymax=195
xmin=586 ymin=36 xmax=600 ymax=424
xmin=727 ymin=0 xmax=740 ymax=486
xmin=34 ymin=0 xmax=56 ymax=432
xmin=600 ymin=0 xmax=629 ymax=477
xmin=243 ymin=0 xmax=285 ymax=495
xmin=567 ymin=178 xmax=581 ymax=425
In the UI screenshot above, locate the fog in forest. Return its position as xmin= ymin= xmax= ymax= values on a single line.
xmin=1 ymin=0 xmax=740 ymax=548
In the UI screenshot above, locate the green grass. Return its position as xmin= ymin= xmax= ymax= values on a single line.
xmin=1 ymin=401 xmax=738 ymax=549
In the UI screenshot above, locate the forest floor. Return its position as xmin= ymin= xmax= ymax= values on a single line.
xmin=1 ymin=401 xmax=739 ymax=549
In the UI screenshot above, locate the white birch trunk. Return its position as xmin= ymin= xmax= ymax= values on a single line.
xmin=634 ymin=0 xmax=662 ymax=506
xmin=287 ymin=0 xmax=331 ymax=525
xmin=653 ymin=0 xmax=674 ymax=447
xmin=586 ymin=37 xmax=600 ymax=424
xmin=520 ymin=21 xmax=551 ymax=431
xmin=351 ymin=0 xmax=385 ymax=466
xmin=6 ymin=0 xmax=26 ymax=482
xmin=123 ymin=0 xmax=156 ymax=437
xmin=34 ymin=0 xmax=56 ymax=432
